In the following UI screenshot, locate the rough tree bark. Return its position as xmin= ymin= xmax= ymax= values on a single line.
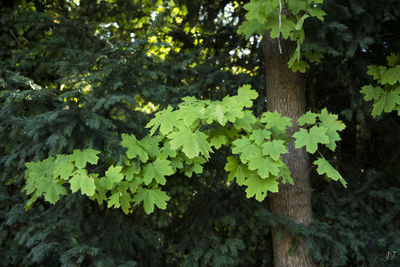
xmin=263 ymin=34 xmax=316 ymax=267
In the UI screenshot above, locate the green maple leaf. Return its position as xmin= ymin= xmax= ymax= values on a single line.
xmin=168 ymin=129 xmax=212 ymax=159
xmin=244 ymin=175 xmax=279 ymax=201
xmin=69 ymin=169 xmax=96 ymax=196
xmin=177 ymin=104 xmax=205 ymax=128
xmin=170 ymin=158 xmax=184 ymax=171
xmin=279 ymin=165 xmax=293 ymax=185
xmin=128 ymin=178 xmax=142 ymax=194
xmin=224 ymin=156 xmax=252 ymax=185
xmin=289 ymin=0 xmax=307 ymax=14
xmin=104 ymin=165 xmax=124 ymax=189
xmin=25 ymin=157 xmax=55 ymax=179
xmin=266 ymin=16 xmax=280 ymax=39
xmin=314 ymin=157 xmax=347 ymax=187
xmin=142 ymin=158 xmax=174 ymax=185
xmin=140 ymin=135 xmax=161 ymax=158
xmin=122 ymin=162 xmax=141 ymax=181
xmin=367 ymin=65 xmax=386 ymax=81
xmin=318 ymin=109 xmax=346 ymax=150
xmin=233 ymin=110 xmax=257 ymax=132
xmin=222 ymin=96 xmax=245 ymax=123
xmin=23 ymin=177 xmax=36 ymax=196
xmin=116 ymin=181 xmax=129 ymax=193
xmin=43 ymin=183 xmax=66 ymax=204
xmin=209 ymin=134 xmax=228 ymax=149
xmin=121 ymin=134 xmax=149 ymax=163
xmin=288 ymin=56 xmax=309 ymax=73
xmin=381 ymin=65 xmax=400 ymax=85
xmin=53 ymin=155 xmax=74 ymax=180
xmin=91 ymin=178 xmax=108 ymax=205
xmin=248 ymin=155 xmax=281 ymax=178
xmin=243 ymin=0 xmax=263 ymax=19
xmin=160 ymin=142 xmax=177 ymax=158
xmin=261 ymin=111 xmax=292 ymax=133
xmin=146 ymin=106 xmax=176 ymax=135
xmin=206 ymin=102 xmax=227 ymax=125
xmin=323 ymin=130 xmax=342 ymax=151
xmin=237 ymin=84 xmax=258 ymax=108
xmin=120 ymin=190 xmax=131 ymax=214
xmin=249 ymin=129 xmax=272 ymax=145
xmin=371 ymin=89 xmax=400 ymax=117
xmin=71 ymin=149 xmax=100 ymax=169
xmin=387 ymin=53 xmax=400 ymax=66
xmin=297 ymin=111 xmax=317 ymax=126
xmin=238 ymin=19 xmax=266 ymax=39
xmin=308 ymin=6 xmax=326 ymax=21
xmin=360 ymin=85 xmax=384 ymax=101
xmin=262 ymin=140 xmax=287 ymax=161
xmin=181 ymin=96 xmax=210 ymax=105
xmin=231 ymin=137 xmax=262 ymax=162
xmin=318 ymin=109 xmax=341 ymax=126
xmin=35 ymin=176 xmax=67 ymax=204
xmin=280 ymin=19 xmax=296 ymax=39
xmin=208 ymin=127 xmax=236 ymax=148
xmin=293 ymin=126 xmax=329 ymax=153
xmin=108 ymin=192 xmax=121 ymax=208
xmin=183 ymin=160 xmax=204 ymax=178
xmin=133 ymin=188 xmax=169 ymax=214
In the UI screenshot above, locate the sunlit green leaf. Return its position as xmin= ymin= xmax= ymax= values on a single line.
xmin=71 ymin=149 xmax=100 ymax=169
xmin=121 ymin=134 xmax=149 ymax=162
xmin=69 ymin=169 xmax=96 ymax=196
xmin=146 ymin=106 xmax=176 ymax=135
xmin=314 ymin=157 xmax=347 ymax=187
xmin=142 ymin=158 xmax=174 ymax=185
xmin=133 ymin=188 xmax=169 ymax=214
xmin=224 ymin=156 xmax=251 ymax=185
xmin=293 ymin=126 xmax=329 ymax=153
xmin=244 ymin=175 xmax=279 ymax=201
xmin=168 ymin=129 xmax=212 ymax=159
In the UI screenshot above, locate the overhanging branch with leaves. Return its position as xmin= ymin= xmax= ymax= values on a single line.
xmin=23 ymin=85 xmax=346 ymax=214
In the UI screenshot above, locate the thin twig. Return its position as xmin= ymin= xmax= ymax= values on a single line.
xmin=278 ymin=0 xmax=282 ymax=54
xmin=9 ymin=30 xmax=22 ymax=48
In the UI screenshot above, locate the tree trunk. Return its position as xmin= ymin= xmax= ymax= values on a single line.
xmin=263 ymin=34 xmax=316 ymax=267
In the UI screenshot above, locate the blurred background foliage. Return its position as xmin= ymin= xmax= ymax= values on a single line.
xmin=0 ymin=0 xmax=399 ymax=266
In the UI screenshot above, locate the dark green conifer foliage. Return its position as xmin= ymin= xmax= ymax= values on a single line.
xmin=0 ymin=1 xmax=169 ymax=265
